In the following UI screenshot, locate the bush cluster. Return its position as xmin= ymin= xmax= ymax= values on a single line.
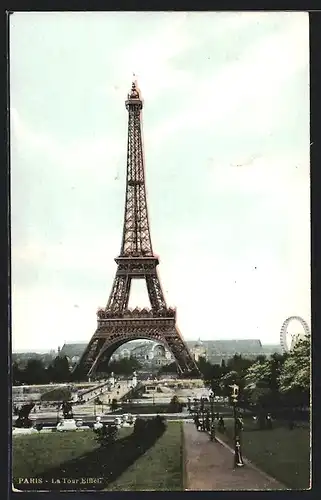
xmin=94 ymin=424 xmax=118 ymax=446
xmin=133 ymin=415 xmax=167 ymax=438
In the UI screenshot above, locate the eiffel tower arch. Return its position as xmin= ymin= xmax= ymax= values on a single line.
xmin=74 ymin=82 xmax=200 ymax=379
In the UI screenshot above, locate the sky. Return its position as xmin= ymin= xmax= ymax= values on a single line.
xmin=10 ymin=11 xmax=310 ymax=352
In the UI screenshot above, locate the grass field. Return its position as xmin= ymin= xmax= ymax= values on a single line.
xmin=217 ymin=417 xmax=311 ymax=490
xmin=109 ymin=422 xmax=183 ymax=490
xmin=12 ymin=422 xmax=183 ymax=491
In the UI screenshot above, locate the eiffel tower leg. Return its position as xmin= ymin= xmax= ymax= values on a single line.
xmin=165 ymin=327 xmax=200 ymax=377
xmin=146 ymin=273 xmax=167 ymax=311
xmin=75 ymin=316 xmax=200 ymax=378
xmin=73 ymin=337 xmax=106 ymax=379
xmin=106 ymin=275 xmax=132 ymax=313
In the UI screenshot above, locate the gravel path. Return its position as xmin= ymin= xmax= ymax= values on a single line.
xmin=183 ymin=422 xmax=287 ymax=491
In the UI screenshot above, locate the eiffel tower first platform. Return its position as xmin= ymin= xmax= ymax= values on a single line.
xmin=74 ymin=82 xmax=200 ymax=379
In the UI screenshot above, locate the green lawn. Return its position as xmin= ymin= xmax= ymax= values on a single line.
xmin=109 ymin=422 xmax=183 ymax=490
xmin=12 ymin=423 xmax=183 ymax=491
xmin=13 ymin=429 xmax=102 ymax=480
xmin=217 ymin=418 xmax=311 ymax=490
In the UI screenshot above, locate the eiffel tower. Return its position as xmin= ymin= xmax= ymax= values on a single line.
xmin=74 ymin=81 xmax=200 ymax=378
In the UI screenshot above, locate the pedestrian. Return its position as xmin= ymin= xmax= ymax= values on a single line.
xmin=218 ymin=416 xmax=225 ymax=433
xmin=236 ymin=415 xmax=244 ymax=432
xmin=210 ymin=420 xmax=216 ymax=441
xmin=194 ymin=414 xmax=201 ymax=431
xmin=205 ymin=412 xmax=210 ymax=432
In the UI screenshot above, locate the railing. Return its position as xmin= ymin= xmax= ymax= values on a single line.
xmin=97 ymin=307 xmax=176 ymax=319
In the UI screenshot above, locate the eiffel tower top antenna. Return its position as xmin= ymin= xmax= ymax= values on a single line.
xmin=122 ymin=80 xmax=150 ymax=257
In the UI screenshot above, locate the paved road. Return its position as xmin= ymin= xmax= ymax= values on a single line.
xmin=183 ymin=422 xmax=286 ymax=491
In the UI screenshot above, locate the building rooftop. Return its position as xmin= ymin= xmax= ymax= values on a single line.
xmin=56 ymin=338 xmax=281 ymax=359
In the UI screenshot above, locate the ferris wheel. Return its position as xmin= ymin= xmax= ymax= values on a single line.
xmin=280 ymin=316 xmax=310 ymax=353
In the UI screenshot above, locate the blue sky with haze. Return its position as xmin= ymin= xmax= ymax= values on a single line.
xmin=10 ymin=11 xmax=310 ymax=351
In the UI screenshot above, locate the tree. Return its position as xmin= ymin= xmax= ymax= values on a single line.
xmin=209 ymin=363 xmax=226 ymax=395
xmin=105 ymin=357 xmax=142 ymax=376
xmin=23 ymin=359 xmax=48 ymax=385
xmin=41 ymin=387 xmax=71 ymax=402
xmin=243 ymin=357 xmax=276 ymax=409
xmin=158 ymin=362 xmax=177 ymax=374
xmin=110 ymin=398 xmax=118 ymax=411
xmin=226 ymin=354 xmax=254 ymax=375
xmin=242 ymin=351 xmax=291 ymax=411
xmin=168 ymin=395 xmax=182 ymax=413
xmin=12 ymin=362 xmax=23 ymax=385
xmin=47 ymin=356 xmax=71 ymax=383
xmin=219 ymin=370 xmax=239 ymax=396
xmin=197 ymin=357 xmax=212 ymax=378
xmin=278 ymin=336 xmax=310 ymax=408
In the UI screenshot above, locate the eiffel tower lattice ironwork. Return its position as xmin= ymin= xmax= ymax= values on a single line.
xmin=75 ymin=82 xmax=200 ymax=378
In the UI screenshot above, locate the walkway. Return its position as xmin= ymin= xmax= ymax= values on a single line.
xmin=183 ymin=422 xmax=287 ymax=491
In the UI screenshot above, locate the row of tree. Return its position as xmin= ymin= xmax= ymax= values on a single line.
xmin=12 ymin=337 xmax=310 ymax=412
xmin=12 ymin=356 xmax=142 ymax=385
xmin=158 ymin=337 xmax=310 ymax=411
xmin=206 ymin=337 xmax=310 ymax=411
xmin=13 ymin=356 xmax=71 ymax=385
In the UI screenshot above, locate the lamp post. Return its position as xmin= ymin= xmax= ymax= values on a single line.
xmin=209 ymin=392 xmax=215 ymax=422
xmin=200 ymin=397 xmax=205 ymax=431
xmin=209 ymin=392 xmax=216 ymax=441
xmin=230 ymin=384 xmax=244 ymax=468
xmin=56 ymin=402 xmax=60 ymax=425
xmin=193 ymin=398 xmax=200 ymax=430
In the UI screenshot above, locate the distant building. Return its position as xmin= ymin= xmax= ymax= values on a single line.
xmin=57 ymin=343 xmax=87 ymax=367
xmin=186 ymin=339 xmax=282 ymax=364
xmin=58 ymin=343 xmax=87 ymax=358
xmin=55 ymin=338 xmax=282 ymax=368
xmin=190 ymin=339 xmax=207 ymax=362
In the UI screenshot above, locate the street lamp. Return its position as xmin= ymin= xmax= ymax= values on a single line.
xmin=230 ymin=384 xmax=244 ymax=468
xmin=209 ymin=392 xmax=215 ymax=422
xmin=200 ymin=397 xmax=206 ymax=431
xmin=209 ymin=392 xmax=216 ymax=441
xmin=192 ymin=398 xmax=200 ymax=430
xmin=56 ymin=402 xmax=60 ymax=425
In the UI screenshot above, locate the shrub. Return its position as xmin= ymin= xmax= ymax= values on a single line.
xmin=41 ymin=388 xmax=71 ymax=402
xmin=168 ymin=395 xmax=182 ymax=413
xmin=94 ymin=424 xmax=118 ymax=446
xmin=133 ymin=416 xmax=167 ymax=439
xmin=110 ymin=398 xmax=118 ymax=411
xmin=133 ymin=418 xmax=147 ymax=435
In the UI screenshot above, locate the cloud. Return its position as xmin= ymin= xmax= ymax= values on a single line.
xmin=145 ymin=14 xmax=309 ymax=150
xmin=10 ymin=12 xmax=310 ymax=350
